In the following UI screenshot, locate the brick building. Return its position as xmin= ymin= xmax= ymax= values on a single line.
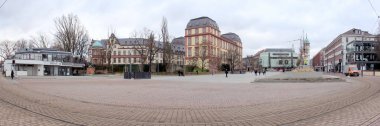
xmin=184 ymin=17 xmax=243 ymax=71
xmin=312 ymin=48 xmax=324 ymax=71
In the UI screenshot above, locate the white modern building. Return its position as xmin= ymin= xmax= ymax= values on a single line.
xmin=323 ymin=28 xmax=378 ymax=73
xmin=253 ymin=48 xmax=298 ymax=70
xmin=3 ymin=48 xmax=85 ymax=77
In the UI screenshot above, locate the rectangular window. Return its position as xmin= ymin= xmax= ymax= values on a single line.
xmin=188 ymin=38 xmax=191 ymax=45
xmin=123 ymin=51 xmax=126 ymax=55
xmin=195 ymin=28 xmax=199 ymax=34
xmin=195 ymin=47 xmax=199 ymax=56
xmin=113 ymin=58 xmax=116 ymax=63
xmin=203 ymin=27 xmax=206 ymax=33
xmin=188 ymin=47 xmax=192 ymax=57
xmin=113 ymin=51 xmax=116 ymax=55
xmin=195 ymin=36 xmax=199 ymax=44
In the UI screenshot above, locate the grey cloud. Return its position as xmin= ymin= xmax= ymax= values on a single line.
xmin=1 ymin=0 xmax=379 ymax=57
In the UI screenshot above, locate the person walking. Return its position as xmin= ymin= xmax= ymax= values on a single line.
xmin=196 ymin=70 xmax=199 ymax=75
xmin=258 ymin=70 xmax=261 ymax=76
xmin=11 ymin=70 xmax=14 ymax=80
xmin=254 ymin=69 xmax=257 ymax=76
xmin=225 ymin=69 xmax=228 ymax=78
xmin=263 ymin=70 xmax=266 ymax=75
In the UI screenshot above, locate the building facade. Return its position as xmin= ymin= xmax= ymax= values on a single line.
xmin=89 ymin=34 xmax=185 ymax=72
xmin=3 ymin=48 xmax=85 ymax=76
xmin=346 ymin=37 xmax=380 ymax=70
xmin=252 ymin=48 xmax=298 ymax=70
xmin=322 ymin=28 xmax=379 ymax=73
xmin=312 ymin=48 xmax=325 ymax=71
xmin=184 ymin=17 xmax=243 ymax=71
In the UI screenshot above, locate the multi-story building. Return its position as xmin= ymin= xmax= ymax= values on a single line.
xmin=312 ymin=48 xmax=325 ymax=71
xmin=252 ymin=48 xmax=298 ymax=70
xmin=89 ymin=34 xmax=185 ymax=72
xmin=323 ymin=28 xmax=379 ymax=73
xmin=184 ymin=17 xmax=243 ymax=71
xmin=171 ymin=37 xmax=186 ymax=70
xmin=346 ymin=36 xmax=380 ymax=70
xmin=3 ymin=48 xmax=85 ymax=76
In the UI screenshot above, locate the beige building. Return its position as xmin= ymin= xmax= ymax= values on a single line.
xmin=184 ymin=17 xmax=243 ymax=71
xmin=89 ymin=34 xmax=185 ymax=72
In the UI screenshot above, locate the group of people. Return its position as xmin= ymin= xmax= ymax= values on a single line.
xmin=253 ymin=69 xmax=266 ymax=76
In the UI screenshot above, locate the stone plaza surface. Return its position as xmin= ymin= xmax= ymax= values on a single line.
xmin=254 ymin=72 xmax=344 ymax=83
xmin=0 ymin=72 xmax=380 ymax=125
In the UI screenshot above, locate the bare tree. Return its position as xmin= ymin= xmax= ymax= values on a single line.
xmin=161 ymin=17 xmax=174 ymax=72
xmin=200 ymin=46 xmax=207 ymax=71
xmin=0 ymin=40 xmax=16 ymax=59
xmin=131 ymin=30 xmax=148 ymax=72
xmin=227 ymin=47 xmax=242 ymax=72
xmin=30 ymin=33 xmax=50 ymax=48
xmin=130 ymin=28 xmax=162 ymax=72
xmin=54 ymin=14 xmax=90 ymax=62
xmin=146 ymin=33 xmax=161 ymax=72
xmin=13 ymin=39 xmax=29 ymax=51
xmin=187 ymin=56 xmax=198 ymax=72
xmin=209 ymin=55 xmax=222 ymax=73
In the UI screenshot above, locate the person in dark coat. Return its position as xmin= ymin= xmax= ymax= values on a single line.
xmin=254 ymin=70 xmax=257 ymax=76
xmin=258 ymin=70 xmax=261 ymax=75
xmin=263 ymin=70 xmax=266 ymax=75
xmin=196 ymin=70 xmax=199 ymax=75
xmin=225 ymin=69 xmax=228 ymax=78
xmin=11 ymin=70 xmax=14 ymax=80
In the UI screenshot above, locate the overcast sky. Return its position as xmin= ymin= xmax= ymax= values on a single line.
xmin=1 ymin=0 xmax=379 ymax=58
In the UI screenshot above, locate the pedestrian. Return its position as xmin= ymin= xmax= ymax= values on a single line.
xmin=225 ymin=69 xmax=228 ymax=78
xmin=178 ymin=70 xmax=181 ymax=76
xmin=263 ymin=70 xmax=266 ymax=75
xmin=258 ymin=70 xmax=261 ymax=75
xmin=196 ymin=70 xmax=199 ymax=75
xmin=254 ymin=70 xmax=257 ymax=76
xmin=11 ymin=70 xmax=14 ymax=80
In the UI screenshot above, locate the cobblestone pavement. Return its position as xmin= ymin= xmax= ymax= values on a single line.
xmin=0 ymin=95 xmax=75 ymax=126
xmin=1 ymin=72 xmax=380 ymax=125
